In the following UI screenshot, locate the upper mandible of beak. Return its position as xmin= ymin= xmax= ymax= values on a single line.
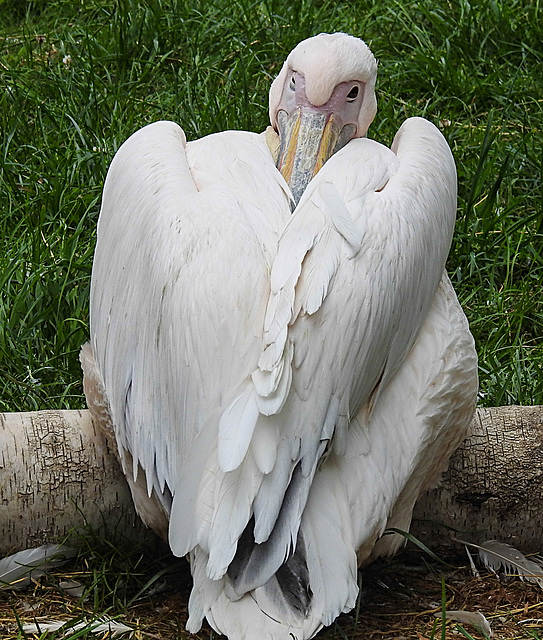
xmin=276 ymin=107 xmax=356 ymax=207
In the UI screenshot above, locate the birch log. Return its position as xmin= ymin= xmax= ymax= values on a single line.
xmin=412 ymin=404 xmax=543 ymax=554
xmin=0 ymin=410 xmax=154 ymax=556
xmin=0 ymin=406 xmax=542 ymax=556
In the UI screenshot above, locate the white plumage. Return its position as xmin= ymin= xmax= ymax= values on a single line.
xmin=81 ymin=33 xmax=478 ymax=640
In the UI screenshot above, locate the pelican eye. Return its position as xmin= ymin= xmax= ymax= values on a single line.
xmin=289 ymin=74 xmax=296 ymax=91
xmin=346 ymin=85 xmax=359 ymax=101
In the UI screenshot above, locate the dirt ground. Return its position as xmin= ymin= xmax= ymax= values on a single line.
xmin=2 ymin=547 xmax=543 ymax=639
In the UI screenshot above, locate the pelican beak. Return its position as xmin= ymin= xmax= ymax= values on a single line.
xmin=276 ymin=108 xmax=355 ymax=206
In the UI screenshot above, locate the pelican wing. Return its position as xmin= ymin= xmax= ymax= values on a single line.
xmin=263 ymin=116 xmax=457 ymax=425
xmin=90 ymin=121 xmax=291 ymax=503
xmin=265 ymin=117 xmax=456 ymax=444
xmin=188 ymin=116 xmax=458 ymax=587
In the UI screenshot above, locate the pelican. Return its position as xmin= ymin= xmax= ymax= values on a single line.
xmin=81 ymin=33 xmax=477 ymax=640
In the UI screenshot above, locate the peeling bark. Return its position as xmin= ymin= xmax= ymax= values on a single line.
xmin=0 ymin=410 xmax=153 ymax=555
xmin=0 ymin=406 xmax=542 ymax=556
xmin=412 ymin=405 xmax=543 ymax=554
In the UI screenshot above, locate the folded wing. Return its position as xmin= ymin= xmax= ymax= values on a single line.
xmin=88 ymin=120 xmax=291 ymax=510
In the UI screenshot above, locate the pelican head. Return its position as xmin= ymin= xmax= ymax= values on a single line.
xmin=269 ymin=33 xmax=378 ymax=204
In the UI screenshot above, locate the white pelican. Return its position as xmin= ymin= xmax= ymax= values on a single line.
xmin=81 ymin=32 xmax=478 ymax=640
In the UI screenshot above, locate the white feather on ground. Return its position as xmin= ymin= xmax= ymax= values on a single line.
xmin=22 ymin=616 xmax=132 ymax=637
xmin=437 ymin=611 xmax=492 ymax=637
xmin=0 ymin=544 xmax=77 ymax=590
xmin=465 ymin=539 xmax=543 ymax=588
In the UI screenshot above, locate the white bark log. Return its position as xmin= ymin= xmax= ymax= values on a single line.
xmin=0 ymin=410 xmax=153 ymax=555
xmin=412 ymin=404 xmax=543 ymax=554
xmin=0 ymin=406 xmax=541 ymax=556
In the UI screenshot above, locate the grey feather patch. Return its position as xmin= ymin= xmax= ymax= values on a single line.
xmin=275 ymin=532 xmax=312 ymax=617
xmin=227 ymin=521 xmax=312 ymax=621
xmin=228 ymin=463 xmax=310 ymax=594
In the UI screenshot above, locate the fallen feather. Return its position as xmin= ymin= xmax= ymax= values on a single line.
xmin=0 ymin=544 xmax=77 ymax=589
xmin=58 ymin=579 xmax=87 ymax=599
xmin=436 ymin=610 xmax=492 ymax=637
xmin=519 ymin=618 xmax=543 ymax=624
xmin=454 ymin=538 xmax=543 ymax=589
xmin=478 ymin=540 xmax=543 ymax=588
xmin=22 ymin=615 xmax=133 ymax=636
xmin=465 ymin=545 xmax=481 ymax=579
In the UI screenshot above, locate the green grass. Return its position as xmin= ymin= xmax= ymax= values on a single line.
xmin=0 ymin=0 xmax=542 ymax=411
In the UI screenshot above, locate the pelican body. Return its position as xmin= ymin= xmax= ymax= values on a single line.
xmin=82 ymin=33 xmax=478 ymax=640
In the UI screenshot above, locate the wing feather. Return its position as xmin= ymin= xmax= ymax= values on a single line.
xmin=218 ymin=385 xmax=260 ymax=473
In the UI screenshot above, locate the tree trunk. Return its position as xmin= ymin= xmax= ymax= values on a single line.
xmin=0 ymin=406 xmax=542 ymax=556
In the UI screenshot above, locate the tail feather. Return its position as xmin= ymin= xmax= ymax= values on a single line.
xmin=252 ymin=437 xmax=297 ymax=542
xmin=302 ymin=467 xmax=358 ymax=625
xmin=188 ymin=537 xmax=321 ymax=640
xmin=206 ymin=451 xmax=262 ymax=580
xmin=274 ymin=532 xmax=312 ymax=617
xmin=186 ymin=548 xmax=224 ymax=633
xmin=169 ymin=410 xmax=221 ymax=558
